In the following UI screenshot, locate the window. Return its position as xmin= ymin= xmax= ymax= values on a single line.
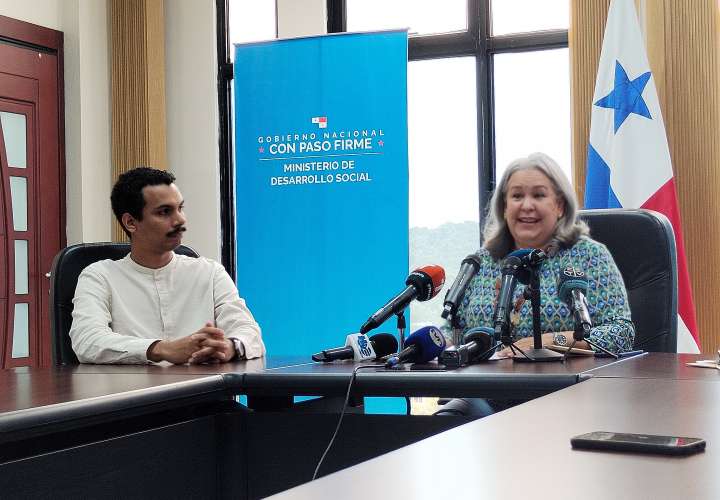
xmin=228 ymin=1 xmax=276 ymax=51
xmin=332 ymin=0 xmax=569 ymax=331
xmin=407 ymin=57 xmax=480 ymax=329
xmin=216 ymin=2 xmax=569 ymax=330
xmin=491 ymin=0 xmax=569 ymax=36
xmin=218 ymin=0 xmax=278 ymax=274
xmin=347 ymin=0 xmax=467 ymax=35
xmin=493 ymin=49 xmax=571 ymax=182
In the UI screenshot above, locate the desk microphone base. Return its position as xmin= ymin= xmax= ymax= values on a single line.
xmin=513 ymin=347 xmax=565 ymax=363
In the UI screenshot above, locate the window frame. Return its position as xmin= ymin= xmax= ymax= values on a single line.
xmin=215 ymin=0 xmax=568 ymax=275
xmin=216 ymin=0 xmax=236 ymax=276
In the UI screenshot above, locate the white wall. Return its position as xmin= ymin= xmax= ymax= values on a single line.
xmin=164 ymin=0 xmax=221 ymax=261
xmin=0 ymin=0 xmax=62 ymax=30
xmin=0 ymin=0 xmax=328 ymax=261
xmin=0 ymin=0 xmax=112 ymax=245
xmin=64 ymin=0 xmax=112 ymax=244
xmin=276 ymin=0 xmax=326 ymax=38
xmin=162 ymin=0 xmax=328 ymax=261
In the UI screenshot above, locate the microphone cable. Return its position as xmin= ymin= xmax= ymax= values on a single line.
xmin=312 ymin=363 xmax=379 ymax=481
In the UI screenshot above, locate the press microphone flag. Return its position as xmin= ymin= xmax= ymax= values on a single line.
xmin=312 ymin=333 xmax=398 ymax=362
xmin=360 ymin=265 xmax=445 ymax=334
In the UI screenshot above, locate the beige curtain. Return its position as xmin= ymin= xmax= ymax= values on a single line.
xmin=570 ymin=0 xmax=720 ymax=353
xmin=109 ymin=0 xmax=167 ymax=241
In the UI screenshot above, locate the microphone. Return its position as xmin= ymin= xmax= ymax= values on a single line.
xmin=557 ymin=267 xmax=593 ymax=335
xmin=493 ymin=255 xmax=525 ymax=341
xmin=518 ymin=247 xmax=548 ymax=267
xmin=385 ymin=326 xmax=446 ymax=367
xmin=506 ymin=247 xmax=546 ymax=285
xmin=441 ymin=254 xmax=482 ymax=320
xmin=491 ymin=248 xmax=548 ymax=341
xmin=439 ymin=326 xmax=496 ymax=367
xmin=312 ymin=333 xmax=398 ymax=362
xmin=359 ymin=265 xmax=446 ymax=334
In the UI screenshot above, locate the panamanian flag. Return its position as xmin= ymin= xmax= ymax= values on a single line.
xmin=584 ymin=0 xmax=700 ymax=353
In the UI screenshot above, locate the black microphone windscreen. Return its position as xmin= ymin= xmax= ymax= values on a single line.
xmin=463 ymin=253 xmax=482 ymax=269
xmin=463 ymin=328 xmax=494 ymax=352
xmin=370 ymin=333 xmax=398 ymax=357
xmin=502 ymin=254 xmax=531 ymax=284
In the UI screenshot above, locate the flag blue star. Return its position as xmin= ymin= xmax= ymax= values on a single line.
xmin=594 ymin=60 xmax=652 ymax=133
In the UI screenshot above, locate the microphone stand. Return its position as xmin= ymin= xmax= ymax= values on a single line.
xmin=396 ymin=311 xmax=406 ymax=350
xmin=563 ymin=324 xmax=618 ymax=361
xmin=513 ymin=259 xmax=563 ymax=363
xmin=455 ymin=248 xmax=567 ymax=364
xmin=483 ymin=309 xmax=528 ymax=362
xmin=444 ymin=307 xmax=464 ymax=348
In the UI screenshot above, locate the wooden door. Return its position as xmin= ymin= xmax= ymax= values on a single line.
xmin=0 ymin=16 xmax=65 ymax=368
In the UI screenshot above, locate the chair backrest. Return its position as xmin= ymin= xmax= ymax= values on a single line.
xmin=49 ymin=242 xmax=199 ymax=365
xmin=578 ymin=209 xmax=678 ymax=352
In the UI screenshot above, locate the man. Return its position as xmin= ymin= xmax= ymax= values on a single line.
xmin=69 ymin=167 xmax=264 ymax=364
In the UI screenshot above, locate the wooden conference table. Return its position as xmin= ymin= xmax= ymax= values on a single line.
xmin=270 ymin=352 xmax=720 ymax=499
xmin=0 ymin=353 xmax=717 ymax=498
xmin=270 ymin=375 xmax=720 ymax=500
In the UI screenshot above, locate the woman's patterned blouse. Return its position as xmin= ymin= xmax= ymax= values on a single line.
xmin=455 ymin=237 xmax=635 ymax=353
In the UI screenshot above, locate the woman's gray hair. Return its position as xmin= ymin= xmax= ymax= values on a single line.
xmin=483 ymin=152 xmax=588 ymax=260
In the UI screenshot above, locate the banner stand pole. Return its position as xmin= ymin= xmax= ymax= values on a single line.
xmin=395 ymin=311 xmax=406 ymax=350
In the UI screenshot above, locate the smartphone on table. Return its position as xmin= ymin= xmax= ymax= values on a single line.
xmin=571 ymin=431 xmax=706 ymax=456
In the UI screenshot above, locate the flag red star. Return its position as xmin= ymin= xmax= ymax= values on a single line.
xmin=377 ymin=140 xmax=384 ymax=147
xmin=258 ymin=146 xmax=265 ymax=153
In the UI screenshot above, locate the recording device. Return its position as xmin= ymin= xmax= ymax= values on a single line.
xmin=385 ymin=326 xmax=446 ymax=367
xmin=557 ymin=267 xmax=593 ymax=335
xmin=359 ymin=265 xmax=446 ymax=334
xmin=439 ymin=326 xmax=495 ymax=368
xmin=571 ymin=431 xmax=706 ymax=456
xmin=311 ymin=333 xmax=398 ymax=362
xmin=441 ymin=254 xmax=482 ymax=320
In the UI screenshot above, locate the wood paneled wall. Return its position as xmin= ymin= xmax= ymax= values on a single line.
xmin=644 ymin=0 xmax=720 ymax=353
xmin=109 ymin=0 xmax=167 ymax=241
xmin=569 ymin=0 xmax=610 ymax=198
xmin=570 ymin=0 xmax=720 ymax=352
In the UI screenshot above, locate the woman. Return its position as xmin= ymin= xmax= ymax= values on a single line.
xmin=436 ymin=153 xmax=634 ymax=417
xmin=455 ymin=152 xmax=634 ymax=356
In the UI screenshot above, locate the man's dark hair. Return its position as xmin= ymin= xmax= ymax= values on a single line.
xmin=111 ymin=166 xmax=176 ymax=237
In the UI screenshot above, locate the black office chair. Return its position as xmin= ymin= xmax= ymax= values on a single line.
xmin=436 ymin=208 xmax=679 ymax=417
xmin=579 ymin=208 xmax=678 ymax=353
xmin=49 ymin=242 xmax=199 ymax=365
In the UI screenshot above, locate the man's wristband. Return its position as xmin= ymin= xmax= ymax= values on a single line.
xmin=147 ymin=340 xmax=163 ymax=362
xmin=229 ymin=337 xmax=244 ymax=360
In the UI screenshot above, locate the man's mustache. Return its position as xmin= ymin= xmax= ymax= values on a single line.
xmin=167 ymin=226 xmax=187 ymax=237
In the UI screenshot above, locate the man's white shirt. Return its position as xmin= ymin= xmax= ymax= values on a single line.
xmin=69 ymin=253 xmax=265 ymax=364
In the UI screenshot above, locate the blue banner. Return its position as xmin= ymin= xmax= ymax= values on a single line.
xmin=233 ymin=31 xmax=409 ymax=359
